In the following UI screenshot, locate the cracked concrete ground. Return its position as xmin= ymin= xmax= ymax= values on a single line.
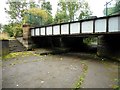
xmin=1 ymin=51 xmax=119 ymax=89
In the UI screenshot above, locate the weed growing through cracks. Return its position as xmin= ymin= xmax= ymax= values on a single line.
xmin=73 ymin=62 xmax=88 ymax=90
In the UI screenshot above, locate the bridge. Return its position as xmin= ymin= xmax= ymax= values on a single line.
xmin=30 ymin=14 xmax=120 ymax=37
xmin=22 ymin=14 xmax=120 ymax=60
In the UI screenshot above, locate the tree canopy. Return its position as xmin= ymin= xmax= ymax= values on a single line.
xmin=114 ymin=0 xmax=120 ymax=14
xmin=54 ymin=0 xmax=92 ymax=23
xmin=41 ymin=1 xmax=52 ymax=14
xmin=5 ymin=0 xmax=27 ymax=23
xmin=103 ymin=0 xmax=120 ymax=16
xmin=24 ymin=8 xmax=53 ymax=26
xmin=3 ymin=0 xmax=92 ymax=37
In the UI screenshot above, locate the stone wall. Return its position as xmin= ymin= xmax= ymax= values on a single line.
xmin=97 ymin=34 xmax=120 ymax=60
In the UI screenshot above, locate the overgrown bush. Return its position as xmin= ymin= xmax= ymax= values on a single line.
xmin=3 ymin=23 xmax=23 ymax=37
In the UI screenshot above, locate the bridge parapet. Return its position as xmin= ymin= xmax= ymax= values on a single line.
xmin=30 ymin=14 xmax=120 ymax=37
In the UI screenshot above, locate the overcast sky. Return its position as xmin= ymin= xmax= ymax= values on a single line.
xmin=0 ymin=0 xmax=111 ymax=25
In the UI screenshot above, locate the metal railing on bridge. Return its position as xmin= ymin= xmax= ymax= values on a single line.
xmin=30 ymin=14 xmax=120 ymax=37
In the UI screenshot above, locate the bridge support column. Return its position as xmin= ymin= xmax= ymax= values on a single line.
xmin=22 ymin=24 xmax=33 ymax=50
xmin=97 ymin=35 xmax=120 ymax=60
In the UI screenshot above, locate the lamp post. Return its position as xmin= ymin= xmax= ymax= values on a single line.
xmin=106 ymin=2 xmax=108 ymax=16
xmin=105 ymin=0 xmax=113 ymax=16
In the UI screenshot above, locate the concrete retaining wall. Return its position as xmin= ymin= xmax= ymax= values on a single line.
xmin=0 ymin=40 xmax=9 ymax=57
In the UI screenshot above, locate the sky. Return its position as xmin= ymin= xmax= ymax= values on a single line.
xmin=0 ymin=0 xmax=111 ymax=25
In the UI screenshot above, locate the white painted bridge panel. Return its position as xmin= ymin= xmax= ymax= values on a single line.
xmin=41 ymin=27 xmax=45 ymax=35
xmin=82 ymin=21 xmax=93 ymax=33
xmin=35 ymin=28 xmax=40 ymax=36
xmin=31 ymin=29 xmax=34 ymax=36
xmin=109 ymin=17 xmax=120 ymax=32
xmin=46 ymin=26 xmax=52 ymax=35
xmin=70 ymin=22 xmax=80 ymax=34
xmin=53 ymin=25 xmax=60 ymax=35
xmin=61 ymin=24 xmax=69 ymax=34
xmin=95 ymin=19 xmax=106 ymax=33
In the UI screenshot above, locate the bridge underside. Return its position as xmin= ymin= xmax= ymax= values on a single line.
xmin=30 ymin=34 xmax=120 ymax=60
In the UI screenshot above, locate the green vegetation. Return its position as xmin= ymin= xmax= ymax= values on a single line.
xmin=103 ymin=0 xmax=120 ymax=16
xmin=2 ymin=0 xmax=92 ymax=37
xmin=73 ymin=62 xmax=88 ymax=89
xmin=2 ymin=51 xmax=44 ymax=67
xmin=41 ymin=1 xmax=52 ymax=14
xmin=3 ymin=0 xmax=53 ymax=37
xmin=83 ymin=37 xmax=97 ymax=45
xmin=3 ymin=51 xmax=38 ymax=60
xmin=114 ymin=0 xmax=120 ymax=14
xmin=54 ymin=0 xmax=92 ymax=23
xmin=111 ymin=78 xmax=120 ymax=89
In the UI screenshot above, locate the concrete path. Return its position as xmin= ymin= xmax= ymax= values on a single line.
xmin=1 ymin=51 xmax=119 ymax=88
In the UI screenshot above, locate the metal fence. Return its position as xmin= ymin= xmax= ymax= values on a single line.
xmin=104 ymin=0 xmax=120 ymax=16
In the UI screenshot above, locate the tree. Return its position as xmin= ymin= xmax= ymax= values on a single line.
xmin=41 ymin=1 xmax=53 ymax=25
xmin=44 ymin=13 xmax=53 ymax=25
xmin=3 ymin=23 xmax=22 ymax=37
xmin=114 ymin=0 xmax=120 ymax=14
xmin=54 ymin=0 xmax=92 ymax=23
xmin=103 ymin=0 xmax=120 ymax=16
xmin=29 ymin=1 xmax=39 ymax=8
xmin=67 ymin=1 xmax=79 ymax=21
xmin=54 ymin=11 xmax=69 ymax=23
xmin=41 ymin=1 xmax=52 ymax=14
xmin=78 ymin=1 xmax=92 ymax=19
xmin=4 ymin=0 xmax=28 ymax=37
xmin=5 ymin=0 xmax=28 ymax=23
xmin=103 ymin=7 xmax=114 ymax=16
xmin=4 ymin=0 xmax=53 ymax=37
xmin=24 ymin=8 xmax=53 ymax=26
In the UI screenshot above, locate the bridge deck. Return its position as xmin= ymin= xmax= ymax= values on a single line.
xmin=30 ymin=14 xmax=120 ymax=37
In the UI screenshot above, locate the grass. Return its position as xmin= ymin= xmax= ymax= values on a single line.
xmin=2 ymin=51 xmax=43 ymax=67
xmin=73 ymin=62 xmax=88 ymax=89
xmin=112 ymin=78 xmax=120 ymax=90
xmin=3 ymin=51 xmax=39 ymax=60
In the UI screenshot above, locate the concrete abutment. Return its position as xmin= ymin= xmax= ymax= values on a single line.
xmin=97 ymin=34 xmax=120 ymax=60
